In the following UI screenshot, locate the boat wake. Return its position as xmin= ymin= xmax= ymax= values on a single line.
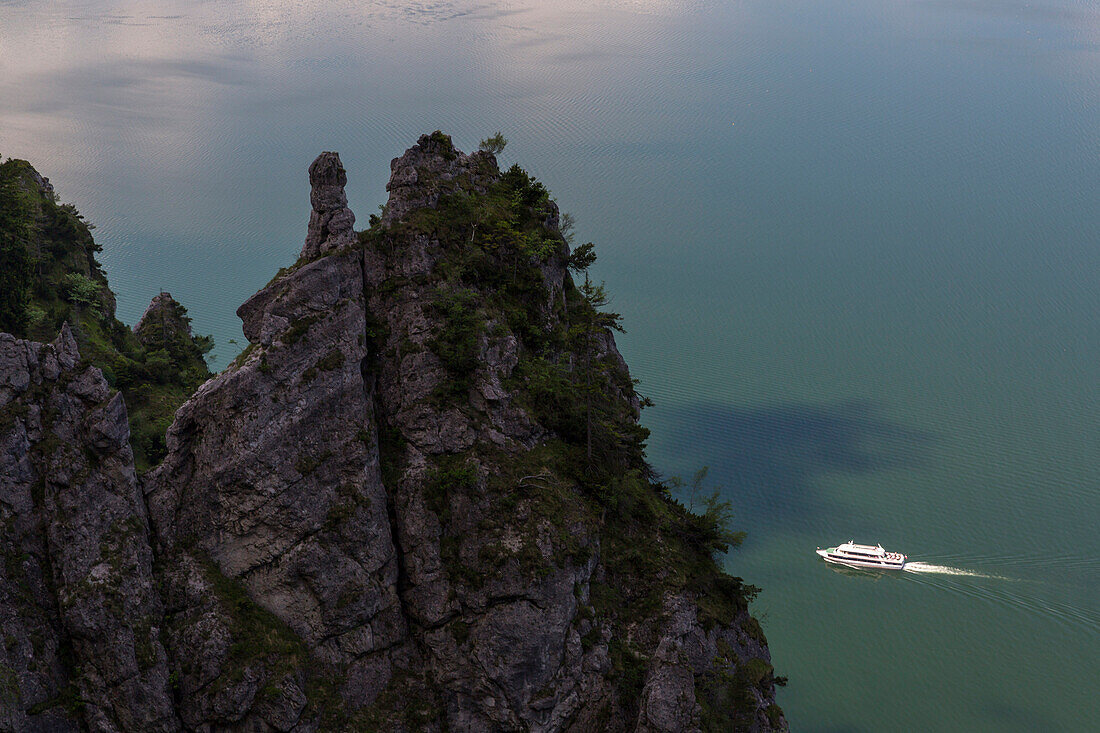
xmin=901 ymin=561 xmax=1098 ymax=634
xmin=903 ymin=562 xmax=1005 ymax=579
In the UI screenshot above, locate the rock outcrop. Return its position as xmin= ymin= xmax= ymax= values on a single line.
xmin=301 ymin=152 xmax=356 ymax=260
xmin=0 ymin=135 xmax=786 ymax=732
xmin=363 ymin=137 xmax=610 ymax=730
xmin=143 ymin=133 xmax=785 ymax=731
xmin=134 ymin=292 xmax=192 ymax=342
xmin=382 ymin=132 xmax=498 ymax=226
xmin=146 ymin=242 xmax=411 ymax=729
xmin=0 ymin=325 xmax=178 ymax=732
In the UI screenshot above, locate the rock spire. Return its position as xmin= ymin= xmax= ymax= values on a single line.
xmin=301 ymin=151 xmax=356 ymax=259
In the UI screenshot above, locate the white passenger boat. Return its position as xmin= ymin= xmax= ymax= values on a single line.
xmin=816 ymin=541 xmax=906 ymax=570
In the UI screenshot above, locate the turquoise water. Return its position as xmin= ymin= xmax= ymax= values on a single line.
xmin=2 ymin=1 xmax=1097 ymax=729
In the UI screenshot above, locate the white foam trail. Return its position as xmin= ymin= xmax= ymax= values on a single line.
xmin=904 ymin=562 xmax=1005 ymax=579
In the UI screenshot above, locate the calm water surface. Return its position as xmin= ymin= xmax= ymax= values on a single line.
xmin=3 ymin=1 xmax=1098 ymax=729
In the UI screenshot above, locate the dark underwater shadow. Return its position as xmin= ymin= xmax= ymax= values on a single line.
xmin=981 ymin=698 xmax=1068 ymax=733
xmin=647 ymin=399 xmax=934 ymax=524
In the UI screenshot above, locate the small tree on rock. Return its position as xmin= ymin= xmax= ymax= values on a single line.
xmin=568 ymin=242 xmax=597 ymax=272
xmin=574 ymin=272 xmax=624 ymax=466
xmin=478 ymin=132 xmax=508 ymax=156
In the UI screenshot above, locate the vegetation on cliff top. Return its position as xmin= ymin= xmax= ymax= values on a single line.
xmin=0 ymin=157 xmax=212 ymax=470
xmin=358 ymin=133 xmax=780 ymax=728
xmin=1 ymin=137 xmax=781 ymax=728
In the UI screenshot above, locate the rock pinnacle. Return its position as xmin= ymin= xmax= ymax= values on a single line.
xmin=302 ymin=151 xmax=356 ymax=259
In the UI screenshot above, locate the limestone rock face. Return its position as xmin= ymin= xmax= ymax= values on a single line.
xmin=636 ymin=595 xmax=780 ymax=733
xmin=361 ymin=135 xmax=614 ymax=731
xmin=146 ymin=249 xmax=411 ymax=730
xmin=382 ymin=132 xmax=498 ymax=226
xmin=143 ymin=134 xmax=783 ymax=731
xmin=0 ymin=325 xmax=178 ymax=732
xmin=1 ymin=136 xmax=786 ymax=732
xmin=301 ymin=151 xmax=356 ymax=260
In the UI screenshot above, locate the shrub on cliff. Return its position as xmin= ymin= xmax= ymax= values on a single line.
xmin=0 ymin=159 xmax=39 ymax=335
xmin=0 ymin=158 xmax=213 ymax=470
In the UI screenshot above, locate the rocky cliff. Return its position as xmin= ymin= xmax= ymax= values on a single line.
xmin=0 ymin=326 xmax=177 ymax=731
xmin=0 ymin=136 xmax=786 ymax=731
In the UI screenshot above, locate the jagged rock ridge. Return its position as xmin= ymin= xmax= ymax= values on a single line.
xmin=0 ymin=136 xmax=786 ymax=732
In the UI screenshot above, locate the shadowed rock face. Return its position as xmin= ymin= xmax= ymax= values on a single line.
xmin=0 ymin=135 xmax=786 ymax=732
xmin=0 ymin=325 xmax=179 ymax=732
xmin=146 ymin=245 xmax=413 ymax=728
xmin=361 ymin=136 xmax=612 ymax=730
xmin=143 ymin=134 xmax=785 ymax=731
xmin=301 ymin=151 xmax=356 ymax=260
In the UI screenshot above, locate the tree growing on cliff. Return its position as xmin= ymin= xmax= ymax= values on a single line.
xmin=61 ymin=272 xmax=103 ymax=315
xmin=478 ymin=132 xmax=508 ymax=155
xmin=567 ymin=241 xmax=596 ymax=272
xmin=669 ymin=466 xmax=746 ymax=557
xmin=573 ymin=272 xmax=625 ymax=465
xmin=0 ymin=159 xmax=36 ymax=336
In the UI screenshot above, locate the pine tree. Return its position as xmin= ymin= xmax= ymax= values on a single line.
xmin=0 ymin=162 xmax=36 ymax=335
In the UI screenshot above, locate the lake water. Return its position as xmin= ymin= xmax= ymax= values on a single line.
xmin=3 ymin=0 xmax=1097 ymax=729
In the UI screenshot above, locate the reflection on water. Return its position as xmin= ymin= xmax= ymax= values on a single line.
xmin=823 ymin=563 xmax=898 ymax=582
xmin=4 ymin=0 xmax=1099 ymax=730
xmin=1 ymin=0 xmax=751 ymax=350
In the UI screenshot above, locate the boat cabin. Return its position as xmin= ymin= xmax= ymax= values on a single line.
xmin=836 ymin=541 xmax=886 ymax=557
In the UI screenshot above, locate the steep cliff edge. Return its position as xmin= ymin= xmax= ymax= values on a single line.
xmin=0 ymin=136 xmax=786 ymax=731
xmin=146 ymin=134 xmax=786 ymax=731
